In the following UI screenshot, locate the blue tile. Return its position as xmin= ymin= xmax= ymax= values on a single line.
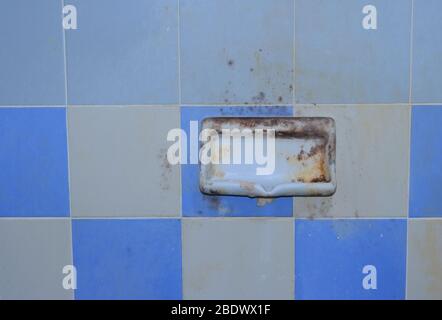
xmin=412 ymin=0 xmax=442 ymax=103
xmin=295 ymin=0 xmax=411 ymax=104
xmin=180 ymin=0 xmax=294 ymax=104
xmin=0 ymin=1 xmax=65 ymax=105
xmin=66 ymin=0 xmax=178 ymax=105
xmin=73 ymin=219 xmax=182 ymax=300
xmin=181 ymin=106 xmax=293 ymax=217
xmin=0 ymin=108 xmax=70 ymax=217
xmin=409 ymin=106 xmax=442 ymax=217
xmin=295 ymin=219 xmax=407 ymax=300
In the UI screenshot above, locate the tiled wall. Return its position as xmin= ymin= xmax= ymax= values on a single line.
xmin=0 ymin=0 xmax=441 ymax=300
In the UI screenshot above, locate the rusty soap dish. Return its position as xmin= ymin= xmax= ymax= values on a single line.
xmin=199 ymin=117 xmax=336 ymax=197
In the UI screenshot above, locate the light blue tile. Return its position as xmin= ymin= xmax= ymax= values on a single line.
xmin=181 ymin=106 xmax=293 ymax=217
xmin=412 ymin=0 xmax=442 ymax=103
xmin=0 ymin=0 xmax=65 ymax=105
xmin=295 ymin=0 xmax=411 ymax=104
xmin=73 ymin=219 xmax=182 ymax=300
xmin=66 ymin=0 xmax=178 ymax=105
xmin=180 ymin=0 xmax=294 ymax=104
xmin=295 ymin=219 xmax=407 ymax=300
xmin=0 ymin=108 xmax=70 ymax=217
xmin=409 ymin=106 xmax=442 ymax=217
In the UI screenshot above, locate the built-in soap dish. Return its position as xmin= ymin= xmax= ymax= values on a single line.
xmin=199 ymin=117 xmax=336 ymax=197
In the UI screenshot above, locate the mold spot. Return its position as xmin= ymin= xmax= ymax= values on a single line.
xmin=252 ymin=91 xmax=266 ymax=103
xmin=331 ymin=220 xmax=360 ymax=240
xmin=204 ymin=195 xmax=231 ymax=215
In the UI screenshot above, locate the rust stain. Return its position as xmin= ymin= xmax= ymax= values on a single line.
xmin=239 ymin=181 xmax=256 ymax=194
xmin=294 ymin=154 xmax=329 ymax=183
xmin=287 ymin=143 xmax=330 ymax=183
xmin=256 ymin=198 xmax=274 ymax=207
xmin=206 ymin=117 xmax=334 ymax=142
xmin=213 ymin=169 xmax=225 ymax=178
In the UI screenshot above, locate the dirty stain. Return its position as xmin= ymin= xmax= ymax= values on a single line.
xmin=252 ymin=91 xmax=266 ymax=103
xmin=304 ymin=198 xmax=333 ymax=219
xmin=204 ymin=195 xmax=231 ymax=215
xmin=213 ymin=169 xmax=225 ymax=178
xmin=418 ymin=222 xmax=442 ymax=296
xmin=158 ymin=148 xmax=172 ymax=191
xmin=220 ymin=47 xmax=292 ymax=104
xmin=331 ymin=220 xmax=363 ymax=240
xmin=239 ymin=181 xmax=256 ymax=194
xmin=256 ymin=198 xmax=274 ymax=207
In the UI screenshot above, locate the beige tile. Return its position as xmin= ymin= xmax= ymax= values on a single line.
xmin=183 ymin=218 xmax=294 ymax=299
xmin=294 ymin=104 xmax=409 ymax=218
xmin=0 ymin=219 xmax=72 ymax=300
xmin=408 ymin=219 xmax=442 ymax=299
xmin=68 ymin=106 xmax=181 ymax=217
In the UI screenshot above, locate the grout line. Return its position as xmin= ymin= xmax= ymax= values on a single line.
xmin=62 ymin=216 xmax=407 ymax=221
xmin=295 ymin=103 xmax=411 ymax=107
xmin=65 ymin=104 xmax=180 ymax=108
xmin=2 ymin=216 xmax=442 ymax=221
xmin=177 ymin=0 xmax=182 ymax=221
xmin=0 ymin=217 xmax=72 ymax=220
xmin=405 ymin=0 xmax=414 ymax=301
xmin=180 ymin=103 xmax=294 ymax=107
xmin=181 ymin=216 xmax=295 ymax=221
xmin=0 ymin=105 xmax=65 ymax=108
xmin=292 ymin=0 xmax=296 ymax=301
xmin=293 ymin=216 xmax=408 ymax=220
xmin=412 ymin=103 xmax=442 ymax=106
xmin=70 ymin=216 xmax=182 ymax=220
xmin=292 ymin=0 xmax=296 ymax=108
xmin=409 ymin=217 xmax=442 ymax=221
xmin=177 ymin=0 xmax=185 ymax=300
xmin=2 ymin=103 xmax=442 ymax=108
xmin=3 ymin=215 xmax=442 ymax=220
xmin=177 ymin=0 xmax=182 ymax=107
xmin=409 ymin=0 xmax=414 ymax=106
xmin=61 ymin=0 xmax=75 ymax=300
xmin=54 ymin=103 xmax=293 ymax=108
